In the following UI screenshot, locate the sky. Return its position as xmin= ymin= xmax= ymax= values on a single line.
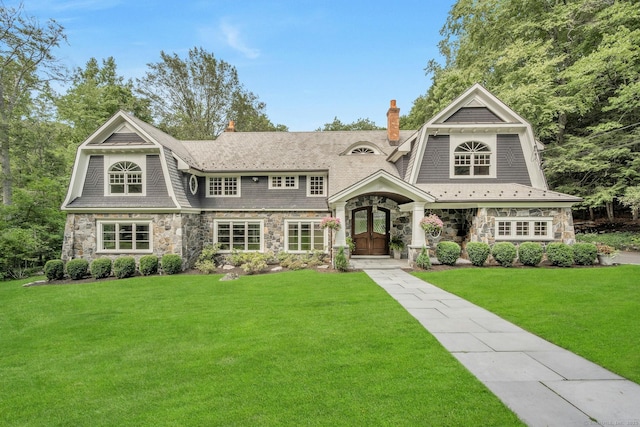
xmin=8 ymin=0 xmax=456 ymax=131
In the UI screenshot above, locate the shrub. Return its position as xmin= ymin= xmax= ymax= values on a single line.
xmin=139 ymin=255 xmax=159 ymax=276
xmin=229 ymin=250 xmax=249 ymax=267
xmin=491 ymin=242 xmax=517 ymax=267
xmin=518 ymin=242 xmax=543 ymax=266
xmin=161 ymin=254 xmax=183 ymax=275
xmin=114 ymin=256 xmax=136 ymax=279
xmin=435 ymin=241 xmax=461 ymax=266
xmin=465 ymin=242 xmax=490 ymax=267
xmin=90 ymin=258 xmax=112 ymax=279
xmin=546 ymin=242 xmax=574 ymax=267
xmin=195 ymin=244 xmax=223 ymax=274
xmin=66 ymin=259 xmax=89 ymax=280
xmin=416 ymin=246 xmax=431 ymax=270
xmin=573 ymin=242 xmax=598 ymax=266
xmin=334 ymin=247 xmax=349 ymax=272
xmin=44 ymin=260 xmax=65 ymax=281
xmin=241 ymin=253 xmax=269 ymax=275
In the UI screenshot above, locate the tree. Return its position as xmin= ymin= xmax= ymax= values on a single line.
xmin=0 ymin=2 xmax=66 ymax=205
xmin=316 ymin=117 xmax=382 ymax=131
xmin=136 ymin=47 xmax=281 ymax=139
xmin=620 ymin=186 xmax=640 ymax=221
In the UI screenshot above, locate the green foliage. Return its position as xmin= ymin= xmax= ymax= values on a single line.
xmin=389 ymin=234 xmax=404 ymax=251
xmin=113 ymin=256 xmax=136 ymax=279
xmin=416 ymin=246 xmax=432 ymax=270
xmin=546 ymin=243 xmax=574 ymax=267
xmin=161 ymin=254 xmax=182 ymax=275
xmin=346 ymin=237 xmax=356 ymax=253
xmin=517 ymin=242 xmax=543 ymax=267
xmin=572 ymin=243 xmax=598 ymax=266
xmin=44 ymin=260 xmax=65 ymax=281
xmin=90 ymin=258 xmax=112 ymax=279
xmin=334 ymin=247 xmax=349 ymax=272
xmin=66 ymin=259 xmax=89 ymax=280
xmin=435 ymin=241 xmax=461 ymax=266
xmin=491 ymin=242 xmax=517 ymax=267
xmin=577 ymin=232 xmax=640 ymax=251
xmin=316 ymin=117 xmax=383 ymax=131
xmin=139 ymin=255 xmax=159 ymax=276
xmin=240 ymin=253 xmax=269 ymax=275
xmin=195 ymin=244 xmax=222 ymax=274
xmin=465 ymin=242 xmax=490 ymax=267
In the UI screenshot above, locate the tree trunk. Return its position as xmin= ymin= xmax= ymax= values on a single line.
xmin=589 ymin=207 xmax=595 ymax=221
xmin=0 ymin=123 xmax=12 ymax=205
xmin=606 ymin=202 xmax=614 ymax=222
xmin=556 ymin=112 xmax=567 ymax=145
xmin=633 ymin=207 xmax=638 ymax=221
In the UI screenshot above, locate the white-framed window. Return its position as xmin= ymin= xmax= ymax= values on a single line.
xmin=108 ymin=161 xmax=143 ymax=195
xmin=495 ymin=218 xmax=553 ymax=240
xmin=454 ymin=141 xmax=491 ymax=176
xmin=207 ymin=176 xmax=240 ymax=197
xmin=97 ymin=220 xmax=152 ymax=252
xmin=269 ymin=175 xmax=298 ymax=189
xmin=189 ymin=175 xmax=199 ymax=195
xmin=214 ymin=220 xmax=263 ymax=251
xmin=285 ymin=220 xmax=326 ymax=252
xmin=307 ymin=175 xmax=326 ymax=196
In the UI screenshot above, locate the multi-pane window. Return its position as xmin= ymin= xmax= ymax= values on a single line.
xmin=108 ymin=161 xmax=142 ymax=194
xmin=454 ymin=141 xmax=491 ymax=176
xmin=215 ymin=220 xmax=262 ymax=251
xmin=99 ymin=221 xmax=151 ymax=252
xmin=495 ymin=218 xmax=552 ymax=240
xmin=208 ymin=177 xmax=239 ymax=196
xmin=270 ymin=176 xmax=298 ymax=189
xmin=286 ymin=221 xmax=325 ymax=252
xmin=308 ymin=175 xmax=326 ymax=196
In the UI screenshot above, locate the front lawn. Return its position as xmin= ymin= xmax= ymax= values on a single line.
xmin=415 ymin=265 xmax=640 ymax=384
xmin=1 ymin=272 xmax=522 ymax=426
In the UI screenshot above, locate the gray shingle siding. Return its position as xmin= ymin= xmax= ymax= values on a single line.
xmin=416 ymin=134 xmax=531 ymax=185
xmin=146 ymin=155 xmax=170 ymax=197
xmin=82 ymin=155 xmax=104 ymax=197
xmin=163 ymin=147 xmax=192 ymax=209
xmin=444 ymin=107 xmax=504 ymax=123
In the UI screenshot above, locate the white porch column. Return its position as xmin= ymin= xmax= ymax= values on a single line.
xmin=333 ymin=201 xmax=347 ymax=247
xmin=411 ymin=202 xmax=426 ymax=247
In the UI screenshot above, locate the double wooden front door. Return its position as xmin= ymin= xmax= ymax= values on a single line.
xmin=351 ymin=206 xmax=389 ymax=256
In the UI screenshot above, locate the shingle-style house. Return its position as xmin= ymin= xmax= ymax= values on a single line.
xmin=61 ymin=84 xmax=581 ymax=267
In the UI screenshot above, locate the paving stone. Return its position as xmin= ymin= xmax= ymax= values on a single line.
xmin=453 ymin=352 xmax=565 ymax=382
xmin=472 ymin=332 xmax=562 ymax=352
xmin=527 ymin=351 xmax=623 ymax=380
xmin=432 ymin=332 xmax=494 ymax=352
xmin=470 ymin=317 xmax=525 ymax=333
xmin=416 ymin=317 xmax=489 ymax=333
xmin=405 ymin=308 xmax=449 ymax=320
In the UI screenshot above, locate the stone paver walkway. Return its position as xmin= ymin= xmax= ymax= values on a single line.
xmin=365 ymin=268 xmax=640 ymax=427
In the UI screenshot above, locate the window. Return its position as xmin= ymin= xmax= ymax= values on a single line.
xmin=207 ymin=177 xmax=239 ymax=197
xmin=307 ymin=175 xmax=326 ymax=196
xmin=214 ymin=220 xmax=263 ymax=251
xmin=454 ymin=141 xmax=491 ymax=176
xmin=350 ymin=147 xmax=376 ymax=154
xmin=189 ymin=175 xmax=198 ymax=195
xmin=270 ymin=175 xmax=298 ymax=189
xmin=98 ymin=221 xmax=151 ymax=252
xmin=285 ymin=220 xmax=326 ymax=252
xmin=108 ymin=161 xmax=142 ymax=194
xmin=495 ymin=218 xmax=552 ymax=240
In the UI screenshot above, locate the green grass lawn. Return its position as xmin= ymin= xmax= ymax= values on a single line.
xmin=415 ymin=265 xmax=640 ymax=384
xmin=0 ymin=271 xmax=522 ymax=426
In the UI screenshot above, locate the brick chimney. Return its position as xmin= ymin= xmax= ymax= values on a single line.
xmin=387 ymin=100 xmax=400 ymax=145
xmin=225 ymin=120 xmax=236 ymax=132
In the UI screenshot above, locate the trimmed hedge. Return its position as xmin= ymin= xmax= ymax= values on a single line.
xmin=573 ymin=242 xmax=598 ymax=266
xmin=546 ymin=242 xmax=574 ymax=267
xmin=518 ymin=242 xmax=544 ymax=266
xmin=466 ymin=242 xmax=490 ymax=267
xmin=435 ymin=241 xmax=461 ymax=266
xmin=416 ymin=246 xmax=432 ymax=270
xmin=491 ymin=242 xmax=517 ymax=267
xmin=66 ymin=259 xmax=89 ymax=280
xmin=44 ymin=260 xmax=65 ymax=281
xmin=90 ymin=258 xmax=112 ymax=279
xmin=139 ymin=255 xmax=159 ymax=276
xmin=161 ymin=254 xmax=183 ymax=275
xmin=114 ymin=256 xmax=136 ymax=279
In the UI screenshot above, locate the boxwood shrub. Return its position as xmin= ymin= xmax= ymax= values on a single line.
xmin=161 ymin=254 xmax=183 ymax=275
xmin=573 ymin=242 xmax=597 ymax=266
xmin=416 ymin=246 xmax=432 ymax=270
xmin=546 ymin=242 xmax=574 ymax=267
xmin=435 ymin=241 xmax=461 ymax=266
xmin=465 ymin=242 xmax=490 ymax=267
xmin=518 ymin=242 xmax=543 ymax=266
xmin=139 ymin=255 xmax=159 ymax=276
xmin=44 ymin=260 xmax=65 ymax=281
xmin=114 ymin=256 xmax=136 ymax=279
xmin=66 ymin=259 xmax=89 ymax=280
xmin=491 ymin=242 xmax=517 ymax=267
xmin=90 ymin=258 xmax=112 ymax=279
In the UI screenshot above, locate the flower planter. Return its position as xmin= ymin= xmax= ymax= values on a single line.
xmin=597 ymin=254 xmax=615 ymax=266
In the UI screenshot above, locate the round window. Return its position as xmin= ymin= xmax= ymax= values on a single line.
xmin=189 ymin=174 xmax=198 ymax=195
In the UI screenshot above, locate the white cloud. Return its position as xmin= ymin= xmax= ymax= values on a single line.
xmin=220 ymin=21 xmax=260 ymax=59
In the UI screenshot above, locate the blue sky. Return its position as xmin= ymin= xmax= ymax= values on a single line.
xmin=11 ymin=1 xmax=455 ymax=131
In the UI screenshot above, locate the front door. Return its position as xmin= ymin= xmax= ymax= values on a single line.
xmin=352 ymin=206 xmax=389 ymax=255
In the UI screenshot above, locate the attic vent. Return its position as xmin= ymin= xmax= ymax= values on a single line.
xmin=351 ymin=147 xmax=376 ymax=154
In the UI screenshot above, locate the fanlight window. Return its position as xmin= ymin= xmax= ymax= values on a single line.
xmin=109 ymin=161 xmax=142 ymax=194
xmin=454 ymin=141 xmax=491 ymax=176
xmin=351 ymin=147 xmax=376 ymax=154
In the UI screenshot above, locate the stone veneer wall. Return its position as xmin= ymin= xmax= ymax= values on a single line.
xmin=471 ymin=207 xmax=576 ymax=245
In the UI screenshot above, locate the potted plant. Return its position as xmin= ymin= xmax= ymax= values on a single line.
xmin=420 ymin=214 xmax=444 ymax=238
xmin=320 ymin=216 xmax=341 ymax=265
xmin=389 ymin=234 xmax=404 ymax=259
xmin=596 ymin=243 xmax=618 ymax=266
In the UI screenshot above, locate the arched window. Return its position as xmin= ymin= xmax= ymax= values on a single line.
xmin=109 ymin=161 xmax=142 ymax=194
xmin=454 ymin=141 xmax=491 ymax=176
xmin=350 ymin=147 xmax=376 ymax=154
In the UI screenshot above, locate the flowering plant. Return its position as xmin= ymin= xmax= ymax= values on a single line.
xmin=596 ymin=243 xmax=618 ymax=257
xmin=420 ymin=214 xmax=443 ymax=234
xmin=320 ymin=216 xmax=341 ymax=231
